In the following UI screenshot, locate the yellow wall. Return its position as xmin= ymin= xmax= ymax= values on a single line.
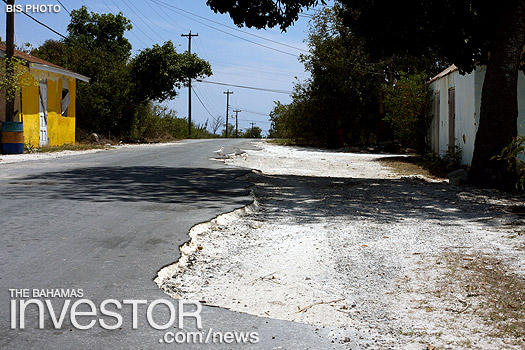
xmin=19 ymin=72 xmax=39 ymax=148
xmin=18 ymin=69 xmax=77 ymax=147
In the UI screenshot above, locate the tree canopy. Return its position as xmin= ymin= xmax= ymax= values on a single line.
xmin=32 ymin=6 xmax=212 ymax=137
xmin=207 ymin=0 xmax=525 ymax=188
xmin=206 ymin=0 xmax=322 ymax=30
xmin=130 ymin=41 xmax=212 ymax=103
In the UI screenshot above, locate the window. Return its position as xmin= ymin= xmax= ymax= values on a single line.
xmin=61 ymin=79 xmax=69 ymax=117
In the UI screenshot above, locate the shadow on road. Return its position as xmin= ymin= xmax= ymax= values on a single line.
xmin=5 ymin=166 xmax=252 ymax=206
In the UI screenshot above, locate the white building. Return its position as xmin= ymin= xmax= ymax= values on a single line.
xmin=428 ymin=65 xmax=525 ymax=165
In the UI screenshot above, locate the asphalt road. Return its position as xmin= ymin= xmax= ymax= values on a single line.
xmin=0 ymin=139 xmax=352 ymax=349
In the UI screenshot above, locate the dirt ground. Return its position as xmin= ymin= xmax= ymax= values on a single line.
xmin=156 ymin=142 xmax=524 ymax=350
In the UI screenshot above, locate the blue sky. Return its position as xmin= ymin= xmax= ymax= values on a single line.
xmin=0 ymin=0 xmax=330 ymax=135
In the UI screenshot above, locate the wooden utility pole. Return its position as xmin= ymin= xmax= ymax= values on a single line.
xmin=181 ymin=31 xmax=198 ymax=138
xmin=223 ymin=90 xmax=233 ymax=138
xmin=6 ymin=0 xmax=15 ymax=122
xmin=233 ymin=109 xmax=241 ymax=138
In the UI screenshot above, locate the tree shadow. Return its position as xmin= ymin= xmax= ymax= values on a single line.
xmin=251 ymin=174 xmax=525 ymax=227
xmin=5 ymin=166 xmax=252 ymax=207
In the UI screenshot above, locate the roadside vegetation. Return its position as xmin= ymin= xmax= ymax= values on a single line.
xmin=230 ymin=0 xmax=525 ymax=189
xmin=268 ymin=6 xmax=446 ymax=152
xmin=30 ymin=6 xmax=214 ymax=142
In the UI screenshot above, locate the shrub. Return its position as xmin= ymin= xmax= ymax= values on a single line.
xmin=384 ymin=72 xmax=432 ymax=152
xmin=492 ymin=136 xmax=525 ymax=190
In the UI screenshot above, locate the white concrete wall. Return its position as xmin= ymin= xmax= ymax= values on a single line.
xmin=429 ymin=67 xmax=525 ymax=165
xmin=429 ymin=69 xmax=476 ymax=162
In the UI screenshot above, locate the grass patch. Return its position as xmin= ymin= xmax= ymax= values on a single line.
xmin=34 ymin=143 xmax=109 ymax=153
xmin=266 ymin=138 xmax=302 ymax=146
xmin=378 ymin=156 xmax=442 ymax=178
xmin=442 ymin=253 xmax=525 ymax=345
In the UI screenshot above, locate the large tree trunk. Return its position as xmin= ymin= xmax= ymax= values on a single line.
xmin=469 ymin=0 xmax=525 ymax=188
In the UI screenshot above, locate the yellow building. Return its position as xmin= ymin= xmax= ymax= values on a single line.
xmin=0 ymin=45 xmax=89 ymax=148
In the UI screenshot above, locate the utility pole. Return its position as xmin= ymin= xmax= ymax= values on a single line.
xmin=181 ymin=31 xmax=198 ymax=138
xmin=6 ymin=0 xmax=15 ymax=122
xmin=223 ymin=90 xmax=233 ymax=138
xmin=233 ymin=109 xmax=241 ymax=138
xmin=250 ymin=122 xmax=256 ymax=129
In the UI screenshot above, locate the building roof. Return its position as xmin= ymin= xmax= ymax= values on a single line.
xmin=428 ymin=64 xmax=459 ymax=84
xmin=0 ymin=44 xmax=89 ymax=82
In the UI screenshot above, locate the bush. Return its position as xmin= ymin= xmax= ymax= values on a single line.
xmin=384 ymin=72 xmax=432 ymax=152
xmin=129 ymin=102 xmax=215 ymax=141
xmin=492 ymin=136 xmax=525 ymax=190
xmin=424 ymin=145 xmax=463 ymax=177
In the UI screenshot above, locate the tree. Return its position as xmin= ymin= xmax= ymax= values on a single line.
xmin=205 ymin=0 xmax=525 ymax=187
xmin=130 ymin=41 xmax=211 ymax=103
xmin=32 ymin=6 xmax=211 ymax=137
xmin=206 ymin=0 xmax=321 ymax=30
xmin=33 ymin=6 xmax=135 ymax=134
xmin=268 ymin=6 xmax=441 ymax=147
xmin=242 ymin=126 xmax=263 ymax=138
xmin=221 ymin=123 xmax=234 ymax=138
xmin=383 ymin=72 xmax=432 ymax=152
xmin=210 ymin=115 xmax=224 ymax=135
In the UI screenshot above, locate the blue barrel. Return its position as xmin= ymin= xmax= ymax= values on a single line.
xmin=1 ymin=121 xmax=24 ymax=154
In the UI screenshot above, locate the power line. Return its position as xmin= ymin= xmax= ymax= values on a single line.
xmin=56 ymin=0 xmax=70 ymax=14
xmin=192 ymin=87 xmax=215 ymax=119
xmin=101 ymin=0 xmax=150 ymax=45
xmin=144 ymin=0 xmax=189 ymax=32
xmin=210 ymin=60 xmax=309 ymax=77
xmin=230 ymin=106 xmax=270 ymax=117
xmin=196 ymin=87 xmax=222 ymax=117
xmin=150 ymin=0 xmax=300 ymax=58
xmin=196 ymin=83 xmax=224 ymax=113
xmin=240 ymin=119 xmax=271 ymax=124
xmin=121 ymin=0 xmax=164 ymax=41
xmin=20 ymin=11 xmax=67 ymax=39
xmin=196 ymin=80 xmax=293 ymax=94
xmin=216 ymin=71 xmax=295 ymax=84
xmin=79 ymin=0 xmax=90 ymax=9
xmin=149 ymin=0 xmax=308 ymax=53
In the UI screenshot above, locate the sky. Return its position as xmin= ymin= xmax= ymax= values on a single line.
xmin=0 ymin=0 xmax=331 ymax=135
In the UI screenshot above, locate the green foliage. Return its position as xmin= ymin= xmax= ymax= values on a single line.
xmin=268 ymin=98 xmax=309 ymax=143
xmin=67 ymin=6 xmax=132 ymax=58
xmin=268 ymin=6 xmax=386 ymax=146
xmin=30 ymin=40 xmax=65 ymax=66
xmin=206 ymin=1 xmax=513 ymax=75
xmin=206 ymin=0 xmax=320 ymax=30
xmin=207 ymin=0 xmax=524 ymax=188
xmin=241 ymin=126 xmax=263 ymax=138
xmin=492 ymin=136 xmax=525 ymax=190
xmin=383 ymin=72 xmax=432 ymax=151
xmin=424 ymin=145 xmax=463 ymax=177
xmin=129 ymin=102 xmax=215 ymax=141
xmin=130 ymin=41 xmax=211 ymax=102
xmin=32 ymin=7 xmax=134 ymax=135
xmin=0 ymin=57 xmax=34 ymax=104
xmin=31 ymin=6 xmax=211 ymax=139
xmin=268 ymin=6 xmax=442 ymax=148
xmin=221 ymin=123 xmax=235 ymax=138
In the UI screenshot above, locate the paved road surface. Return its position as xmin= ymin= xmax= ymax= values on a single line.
xmin=0 ymin=139 xmax=354 ymax=349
